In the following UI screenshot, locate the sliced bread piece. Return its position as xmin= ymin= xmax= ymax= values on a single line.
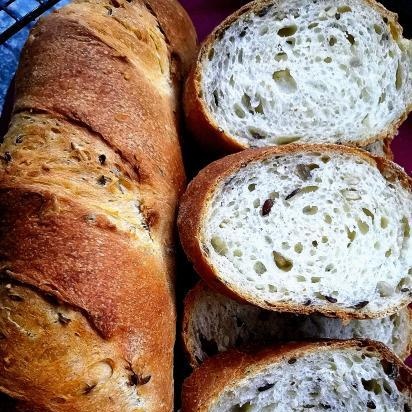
xmin=365 ymin=138 xmax=394 ymax=160
xmin=182 ymin=340 xmax=412 ymax=411
xmin=184 ymin=0 xmax=412 ymax=153
xmin=183 ymin=282 xmax=412 ymax=367
xmin=178 ymin=145 xmax=412 ymax=319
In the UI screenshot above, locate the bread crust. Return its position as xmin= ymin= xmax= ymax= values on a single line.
xmin=184 ymin=0 xmax=412 ymax=154
xmin=0 ymin=0 xmax=196 ymax=410
xmin=182 ymin=282 xmax=412 ymax=368
xmin=181 ymin=339 xmax=412 ymax=412
xmin=178 ymin=144 xmax=412 ymax=320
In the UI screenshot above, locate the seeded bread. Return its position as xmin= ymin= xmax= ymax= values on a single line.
xmin=0 ymin=1 xmax=196 ymax=410
xmin=178 ymin=144 xmax=412 ymax=319
xmin=183 ymin=282 xmax=412 ymax=367
xmin=365 ymin=138 xmax=394 ymax=160
xmin=184 ymin=0 xmax=412 ymax=153
xmin=182 ymin=340 xmax=412 ymax=411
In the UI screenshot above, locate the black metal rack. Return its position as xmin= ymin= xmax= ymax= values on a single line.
xmin=0 ymin=0 xmax=59 ymax=44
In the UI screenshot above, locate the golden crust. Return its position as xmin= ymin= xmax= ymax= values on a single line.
xmin=0 ymin=0 xmax=196 ymax=410
xmin=177 ymin=144 xmax=412 ymax=320
xmin=181 ymin=339 xmax=412 ymax=412
xmin=184 ymin=0 xmax=412 ymax=154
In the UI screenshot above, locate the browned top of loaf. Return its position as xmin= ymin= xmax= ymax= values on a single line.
xmin=178 ymin=144 xmax=412 ymax=320
xmin=0 ymin=0 xmax=196 ymax=411
xmin=181 ymin=339 xmax=412 ymax=412
xmin=184 ymin=0 xmax=410 ymax=154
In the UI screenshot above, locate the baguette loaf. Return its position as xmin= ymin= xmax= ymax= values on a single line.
xmin=182 ymin=340 xmax=412 ymax=411
xmin=183 ymin=282 xmax=412 ymax=367
xmin=178 ymin=144 xmax=412 ymax=319
xmin=0 ymin=1 xmax=196 ymax=410
xmin=184 ymin=0 xmax=412 ymax=153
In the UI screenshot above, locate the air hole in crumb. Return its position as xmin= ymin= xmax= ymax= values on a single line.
xmin=248 ymin=183 xmax=256 ymax=192
xmin=357 ymin=220 xmax=369 ymax=234
xmin=308 ymin=22 xmax=318 ymax=29
xmin=303 ymin=206 xmax=318 ymax=215
xmin=311 ymin=277 xmax=321 ymax=283
xmin=324 ymin=214 xmax=332 ymax=224
xmin=276 ymin=135 xmax=301 ymax=145
xmin=273 ymin=251 xmax=293 ymax=271
xmin=234 ymin=104 xmax=246 ymax=119
xmin=248 ymin=127 xmax=266 ymax=140
xmin=380 ymin=217 xmax=389 ymax=229
xmin=208 ymin=48 xmax=215 ymax=60
xmin=374 ymin=24 xmax=383 ymax=35
xmin=296 ymin=275 xmax=306 ymax=282
xmin=254 ymin=261 xmax=267 ymax=275
xmin=324 ymin=57 xmax=332 ymax=63
xmin=278 ymin=25 xmax=297 ymax=37
xmin=294 ymin=243 xmax=303 ymax=253
xmin=211 ymin=236 xmax=228 ymax=256
xmin=282 ymin=242 xmax=290 ymax=250
xmin=286 ymin=38 xmax=296 ymax=46
xmin=377 ymin=281 xmax=394 ymax=297
xmin=345 ymin=32 xmax=355 ymax=44
xmin=362 ymin=208 xmax=375 ymax=222
xmin=329 ymin=37 xmax=337 ymax=46
xmin=234 ymin=249 xmax=243 ymax=257
xmin=401 ymin=216 xmax=410 ymax=238
xmin=362 ymin=378 xmax=382 ymax=395
xmin=275 ymin=52 xmax=288 ymax=62
xmin=213 ymin=90 xmax=219 ymax=106
xmin=272 ymin=69 xmax=297 ymax=93
xmin=337 ymin=5 xmax=352 ymax=13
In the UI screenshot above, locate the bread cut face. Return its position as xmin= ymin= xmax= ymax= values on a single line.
xmin=183 ymin=283 xmax=412 ymax=366
xmin=182 ymin=341 xmax=412 ymax=412
xmin=196 ymin=0 xmax=412 ymax=149
xmin=178 ymin=145 xmax=412 ymax=318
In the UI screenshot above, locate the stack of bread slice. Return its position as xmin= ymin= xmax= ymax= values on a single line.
xmin=178 ymin=0 xmax=412 ymax=410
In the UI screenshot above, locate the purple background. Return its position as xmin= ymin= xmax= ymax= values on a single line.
xmin=179 ymin=0 xmax=412 ymax=176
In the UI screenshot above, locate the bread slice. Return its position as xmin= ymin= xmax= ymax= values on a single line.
xmin=178 ymin=145 xmax=412 ymax=319
xmin=183 ymin=282 xmax=412 ymax=367
xmin=182 ymin=340 xmax=412 ymax=411
xmin=365 ymin=138 xmax=394 ymax=160
xmin=184 ymin=0 xmax=412 ymax=153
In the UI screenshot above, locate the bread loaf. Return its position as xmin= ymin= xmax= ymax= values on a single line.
xmin=178 ymin=144 xmax=412 ymax=319
xmin=0 ymin=1 xmax=196 ymax=410
xmin=184 ymin=0 xmax=412 ymax=153
xmin=183 ymin=282 xmax=412 ymax=367
xmin=182 ymin=340 xmax=412 ymax=411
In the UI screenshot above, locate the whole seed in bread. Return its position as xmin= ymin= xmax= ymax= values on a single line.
xmin=178 ymin=144 xmax=412 ymax=319
xmin=182 ymin=340 xmax=412 ymax=411
xmin=0 ymin=0 xmax=196 ymax=410
xmin=184 ymin=0 xmax=412 ymax=153
xmin=183 ymin=282 xmax=412 ymax=367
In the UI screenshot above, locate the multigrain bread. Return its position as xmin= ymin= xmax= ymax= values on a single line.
xmin=184 ymin=0 xmax=412 ymax=153
xmin=182 ymin=340 xmax=412 ymax=411
xmin=0 ymin=1 xmax=196 ymax=411
xmin=178 ymin=144 xmax=412 ymax=319
xmin=365 ymin=138 xmax=394 ymax=159
xmin=183 ymin=282 xmax=412 ymax=367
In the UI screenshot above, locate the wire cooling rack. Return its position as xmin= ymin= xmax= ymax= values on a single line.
xmin=0 ymin=0 xmax=59 ymax=44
